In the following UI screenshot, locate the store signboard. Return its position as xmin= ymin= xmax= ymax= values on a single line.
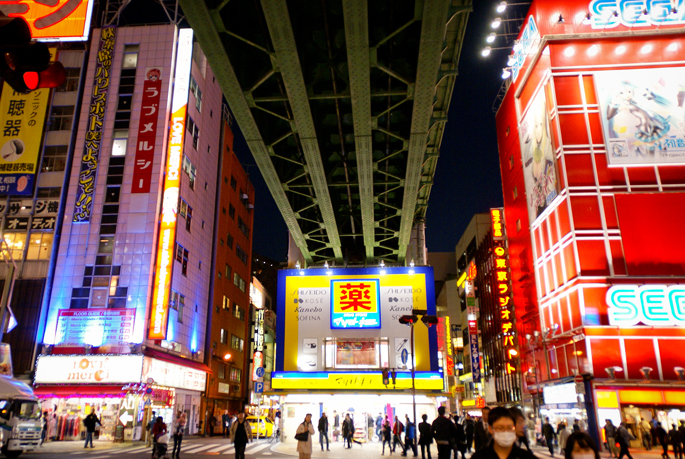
xmin=595 ymin=67 xmax=685 ymax=166
xmin=271 ymin=371 xmax=443 ymax=390
xmin=543 ymin=382 xmax=578 ymax=405
xmin=141 ymin=357 xmax=206 ymax=391
xmin=34 ymin=355 xmax=143 ymax=384
xmin=54 ymin=308 xmax=135 ymax=347
xmin=131 ymin=68 xmax=163 ymax=193
xmin=250 ymin=281 xmax=264 ymax=309
xmin=588 ymin=0 xmax=685 ymax=29
xmin=149 ymin=29 xmax=193 ymax=340
xmin=606 ymin=285 xmax=685 ymax=326
xmin=490 ymin=208 xmax=505 ymax=240
xmin=0 ymin=0 xmax=94 ymax=41
xmin=510 ymin=16 xmax=538 ymax=82
xmin=274 ymin=267 xmax=438 ymax=388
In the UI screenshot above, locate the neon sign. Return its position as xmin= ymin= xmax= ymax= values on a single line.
xmin=0 ymin=0 xmax=95 ymax=42
xmin=491 ymin=208 xmax=505 ymax=240
xmin=494 ymin=243 xmax=517 ymax=375
xmin=148 ymin=29 xmax=193 ymax=340
xmin=606 ymin=285 xmax=685 ymax=326
xmin=510 ymin=16 xmax=539 ymax=82
xmin=588 ymin=0 xmax=685 ymax=29
xmin=330 ymin=279 xmax=381 ymax=329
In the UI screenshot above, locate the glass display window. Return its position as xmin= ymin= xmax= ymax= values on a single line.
xmin=323 ymin=338 xmax=389 ymax=369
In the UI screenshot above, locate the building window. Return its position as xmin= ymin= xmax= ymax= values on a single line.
xmin=3 ymin=233 xmax=25 ymax=260
xmin=222 ymin=295 xmax=230 ymax=310
xmin=220 ymin=329 xmax=227 ymax=344
xmin=512 ymin=186 xmax=518 ymax=200
xmin=98 ymin=236 xmax=114 ymax=254
xmin=179 ymin=198 xmax=192 ymax=232
xmin=122 ymin=44 xmax=140 ymax=68
xmin=233 ymin=304 xmax=244 ymax=321
xmin=218 ymin=364 xmax=225 ymax=380
xmin=229 ymin=367 xmax=242 ymax=382
xmin=182 ymin=155 xmax=196 ymax=190
xmin=176 ymin=243 xmax=189 ymax=276
xmin=37 ymin=187 xmax=61 ymax=198
xmin=323 ymin=338 xmax=389 ymax=370
xmin=190 ymin=76 xmax=202 ymax=112
xmin=111 ymin=129 xmax=128 ymax=156
xmin=231 ymin=334 xmax=244 ymax=352
xmin=238 ymin=217 xmax=249 ymax=238
xmin=170 ymin=290 xmax=185 ymax=322
xmin=228 ymin=205 xmax=235 ymax=219
xmin=55 ymin=67 xmax=80 ymax=92
xmin=26 ymin=232 xmax=53 ymax=260
xmin=509 ymin=155 xmax=514 ymax=170
xmin=187 ymin=116 xmax=200 ymax=150
xmin=233 ymin=273 xmax=246 ymax=292
xmin=225 ymin=264 xmax=231 ymax=279
xmin=236 ymin=245 xmax=248 ymax=265
xmin=230 ymin=176 xmax=237 ymax=190
xmin=47 ymin=106 xmax=74 ymax=131
xmin=516 ymin=219 xmax=521 ymax=233
xmin=226 ymin=234 xmax=233 ymax=249
xmin=40 ymin=145 xmax=68 ymax=172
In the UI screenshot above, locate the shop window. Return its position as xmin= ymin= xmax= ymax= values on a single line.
xmin=41 ymin=145 xmax=68 ymax=172
xmin=2 ymin=233 xmax=25 ymax=260
xmin=323 ymin=338 xmax=389 ymax=370
xmin=26 ymin=232 xmax=53 ymax=260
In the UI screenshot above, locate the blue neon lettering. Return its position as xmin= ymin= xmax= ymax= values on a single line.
xmin=607 ymin=287 xmax=640 ymax=325
xmin=607 ymin=285 xmax=685 ymax=326
xmin=640 ymin=286 xmax=669 ymax=324
xmin=669 ymin=288 xmax=685 ymax=321
xmin=589 ymin=0 xmax=685 ymax=28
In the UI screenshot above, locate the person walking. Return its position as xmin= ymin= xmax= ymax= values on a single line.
xmin=563 ymin=431 xmax=601 ymax=459
xmin=432 ymin=406 xmax=457 ymax=459
xmin=209 ymin=414 xmax=217 ymax=437
xmin=605 ymin=419 xmax=619 ymax=458
xmin=559 ymin=424 xmax=571 ymax=454
xmin=403 ymin=415 xmax=418 ymax=457
xmin=640 ymin=418 xmax=653 ymax=450
xmin=543 ymin=417 xmax=557 ymax=457
xmin=152 ymin=416 xmax=168 ymax=455
xmin=464 ymin=414 xmax=475 ymax=453
xmin=393 ymin=415 xmax=405 ymax=453
xmin=454 ymin=416 xmax=467 ymax=459
xmin=617 ymin=422 xmax=635 ymax=459
xmin=146 ymin=411 xmax=157 ymax=448
xmin=172 ymin=410 xmax=187 ymax=459
xmin=469 ymin=407 xmax=535 ymax=459
xmin=376 ymin=414 xmax=384 ymax=440
xmin=657 ymin=422 xmax=669 ymax=459
xmin=222 ymin=410 xmax=231 ymax=439
xmin=333 ymin=411 xmax=340 ymax=442
xmin=669 ymin=424 xmax=682 ymax=459
xmin=342 ymin=414 xmax=352 ymax=448
xmin=382 ymin=418 xmax=393 ymax=455
xmin=295 ymin=413 xmax=316 ymax=459
xmin=230 ymin=412 xmax=252 ymax=459
xmin=510 ymin=408 xmax=531 ymax=453
xmin=474 ymin=407 xmax=492 ymax=452
xmin=347 ymin=415 xmax=355 ymax=447
xmin=318 ymin=412 xmax=330 ymax=451
xmin=83 ymin=409 xmax=101 ymax=449
xmin=419 ymin=414 xmax=433 ymax=459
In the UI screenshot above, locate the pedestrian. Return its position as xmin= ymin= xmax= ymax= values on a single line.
xmin=605 ymin=419 xmax=618 ymax=458
xmin=152 ymin=416 xmax=168 ymax=455
xmin=510 ymin=408 xmax=531 ymax=452
xmin=640 ymin=418 xmax=653 ymax=450
xmin=83 ymin=409 xmax=101 ymax=449
xmin=295 ymin=413 xmax=316 ymax=459
xmin=209 ymin=414 xmax=217 ymax=437
xmin=382 ymin=418 xmax=393 ymax=455
xmin=669 ymin=424 xmax=682 ymax=459
xmin=563 ymin=431 xmax=601 ymax=459
xmin=403 ymin=414 xmax=418 ymax=457
xmin=318 ymin=412 xmax=330 ymax=451
xmin=657 ymin=422 xmax=669 ymax=459
xmin=393 ymin=415 xmax=405 ymax=453
xmin=222 ymin=410 xmax=231 ymax=439
xmin=333 ymin=411 xmax=340 ymax=442
xmin=465 ymin=414 xmax=475 ymax=452
xmin=432 ymin=406 xmax=457 ymax=459
xmin=343 ymin=414 xmax=352 ymax=448
xmin=41 ymin=411 xmax=48 ymax=445
xmin=573 ymin=420 xmax=582 ymax=433
xmin=543 ymin=417 xmax=558 ymax=457
xmin=348 ymin=414 xmax=355 ymax=447
xmin=679 ymin=422 xmax=685 ymax=459
xmin=419 ymin=414 xmax=433 ymax=459
xmin=230 ymin=412 xmax=252 ymax=459
xmin=470 ymin=407 xmax=536 ymax=459
xmin=377 ymin=413 xmax=384 ymax=440
xmin=559 ymin=424 xmax=571 ymax=454
xmin=474 ymin=407 xmax=492 ymax=452
xmin=616 ymin=422 xmax=635 ymax=459
xmin=146 ymin=411 xmax=157 ymax=448
xmin=172 ymin=410 xmax=187 ymax=459
xmin=454 ymin=415 xmax=467 ymax=459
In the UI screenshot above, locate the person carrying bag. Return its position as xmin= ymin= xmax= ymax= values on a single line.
xmin=296 ymin=414 xmax=316 ymax=459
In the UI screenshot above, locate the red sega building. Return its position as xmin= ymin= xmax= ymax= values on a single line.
xmin=495 ymin=0 xmax=685 ymax=444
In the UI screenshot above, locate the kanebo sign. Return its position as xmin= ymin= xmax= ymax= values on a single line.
xmin=606 ymin=285 xmax=685 ymax=326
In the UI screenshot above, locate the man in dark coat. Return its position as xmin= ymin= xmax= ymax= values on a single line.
xmin=464 ymin=414 xmax=475 ymax=452
xmin=432 ymin=406 xmax=457 ymax=459
xmin=474 ymin=407 xmax=492 ymax=452
xmin=318 ymin=412 xmax=330 ymax=451
xmin=83 ymin=409 xmax=101 ymax=448
xmin=543 ymin=417 xmax=557 ymax=457
xmin=222 ymin=410 xmax=231 ymax=438
xmin=419 ymin=414 xmax=433 ymax=459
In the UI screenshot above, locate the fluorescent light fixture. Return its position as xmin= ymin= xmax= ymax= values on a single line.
xmin=502 ymin=68 xmax=511 ymax=79
xmin=497 ymin=1 xmax=507 ymax=13
xmin=482 ymin=47 xmax=492 ymax=57
xmin=640 ymin=44 xmax=653 ymax=54
xmin=587 ymin=44 xmax=599 ymax=56
xmin=491 ymin=17 xmax=501 ymax=28
xmin=615 ymin=45 xmax=626 ymax=55
xmin=487 ymin=33 xmax=496 ymax=43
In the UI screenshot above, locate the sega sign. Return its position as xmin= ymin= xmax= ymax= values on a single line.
xmin=511 ymin=16 xmax=539 ymax=82
xmin=606 ymin=285 xmax=685 ymax=326
xmin=588 ymin=0 xmax=685 ymax=29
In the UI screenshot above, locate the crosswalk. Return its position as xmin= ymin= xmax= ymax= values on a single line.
xmin=70 ymin=440 xmax=274 ymax=456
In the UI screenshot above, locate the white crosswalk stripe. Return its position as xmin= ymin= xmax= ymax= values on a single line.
xmin=181 ymin=443 xmax=222 ymax=454
xmin=243 ymin=443 xmax=272 ymax=455
xmin=207 ymin=444 xmax=235 ymax=453
xmin=122 ymin=445 xmax=156 ymax=454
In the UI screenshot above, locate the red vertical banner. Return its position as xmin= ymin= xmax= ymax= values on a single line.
xmin=131 ymin=68 xmax=162 ymax=194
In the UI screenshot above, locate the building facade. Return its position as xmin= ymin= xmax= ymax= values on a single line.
xmin=33 ymin=24 xmax=223 ymax=440
xmin=495 ymin=0 xmax=685 ymax=445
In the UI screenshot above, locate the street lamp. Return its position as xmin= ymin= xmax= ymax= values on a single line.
xmin=398 ymin=311 xmax=438 ymax=431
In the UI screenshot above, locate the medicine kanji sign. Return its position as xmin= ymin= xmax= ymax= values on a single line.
xmin=331 ymin=279 xmax=381 ymax=329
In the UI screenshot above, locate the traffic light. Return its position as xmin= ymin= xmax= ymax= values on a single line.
xmin=0 ymin=15 xmax=66 ymax=93
xmin=399 ymin=314 xmax=418 ymax=325
xmin=382 ymin=369 xmax=389 ymax=386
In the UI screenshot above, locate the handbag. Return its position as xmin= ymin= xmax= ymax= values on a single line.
xmin=295 ymin=425 xmax=309 ymax=442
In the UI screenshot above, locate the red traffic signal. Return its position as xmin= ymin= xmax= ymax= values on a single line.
xmin=382 ymin=369 xmax=389 ymax=386
xmin=0 ymin=14 xmax=66 ymax=93
xmin=399 ymin=314 xmax=419 ymax=325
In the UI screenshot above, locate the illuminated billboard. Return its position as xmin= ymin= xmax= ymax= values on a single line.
xmin=148 ymin=28 xmax=193 ymax=340
xmin=273 ymin=267 xmax=441 ymax=391
xmin=0 ymin=0 xmax=94 ymax=42
xmin=606 ymin=285 xmax=685 ymax=327
xmin=595 ymin=67 xmax=685 ymax=166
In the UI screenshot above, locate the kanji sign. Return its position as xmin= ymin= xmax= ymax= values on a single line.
xmin=0 ymin=0 xmax=94 ymax=42
xmin=331 ymin=279 xmax=381 ymax=329
xmin=73 ymin=27 xmax=115 ymax=222
xmin=490 ymin=208 xmax=505 ymax=240
xmin=131 ymin=68 xmax=162 ymax=193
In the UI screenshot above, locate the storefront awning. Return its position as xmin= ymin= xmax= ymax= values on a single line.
xmin=144 ymin=348 xmax=211 ymax=374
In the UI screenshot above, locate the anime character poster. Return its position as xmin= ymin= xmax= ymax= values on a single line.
xmin=519 ymin=90 xmax=559 ymax=224
xmin=596 ymin=67 xmax=685 ymax=166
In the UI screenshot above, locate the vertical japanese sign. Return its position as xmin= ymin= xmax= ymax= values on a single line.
xmin=491 ymin=208 xmax=518 ymax=375
xmin=330 ymin=279 xmax=381 ymax=329
xmin=131 ymin=68 xmax=162 ymax=193
xmin=73 ymin=27 xmax=115 ymax=223
xmin=252 ymin=308 xmax=265 ymax=382
xmin=465 ymin=280 xmax=481 ymax=383
xmin=148 ymin=29 xmax=193 ymax=340
xmin=0 ymin=50 xmax=53 ymax=195
xmin=490 ymin=208 xmax=505 ymax=241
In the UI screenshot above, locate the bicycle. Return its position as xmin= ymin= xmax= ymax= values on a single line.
xmin=268 ymin=427 xmax=280 ymax=443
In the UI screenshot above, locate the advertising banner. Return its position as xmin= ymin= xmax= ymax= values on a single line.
xmin=519 ymin=89 xmax=559 ymax=224
xmin=131 ymin=68 xmax=162 ymax=193
xmin=0 ymin=53 xmax=51 ymax=195
xmin=595 ymin=67 xmax=685 ymax=166
xmin=0 ymin=0 xmax=94 ymax=42
xmin=73 ymin=27 xmax=116 ymax=222
xmin=54 ymin=308 xmax=135 ymax=347
xmin=34 ymin=354 xmax=144 ymax=384
xmin=274 ymin=267 xmax=441 ymax=390
xmin=141 ymin=356 xmax=206 ymax=391
xmin=148 ymin=29 xmax=193 ymax=340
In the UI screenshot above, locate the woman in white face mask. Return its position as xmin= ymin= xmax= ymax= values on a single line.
xmin=470 ymin=407 xmax=536 ymax=459
xmin=564 ymin=432 xmax=601 ymax=459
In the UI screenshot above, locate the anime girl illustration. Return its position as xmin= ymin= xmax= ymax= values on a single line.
xmin=606 ymin=81 xmax=670 ymax=145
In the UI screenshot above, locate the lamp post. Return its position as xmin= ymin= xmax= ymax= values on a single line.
xmin=399 ymin=311 xmax=438 ymax=430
